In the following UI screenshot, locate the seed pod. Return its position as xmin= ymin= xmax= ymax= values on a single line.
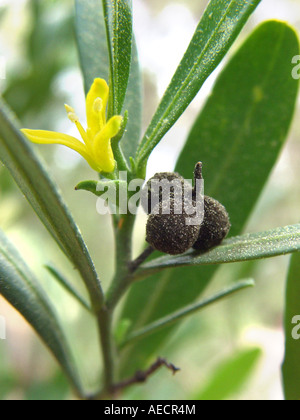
xmin=144 ymin=162 xmax=230 ymax=255
xmin=146 ymin=198 xmax=200 ymax=255
xmin=192 ymin=195 xmax=231 ymax=251
xmin=141 ymin=172 xmax=188 ymax=214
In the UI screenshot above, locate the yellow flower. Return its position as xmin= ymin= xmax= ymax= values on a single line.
xmin=21 ymin=78 xmax=123 ymax=173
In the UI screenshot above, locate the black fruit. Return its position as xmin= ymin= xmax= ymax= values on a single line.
xmin=193 ymin=196 xmax=231 ymax=251
xmin=146 ymin=199 xmax=200 ymax=255
xmin=141 ymin=172 xmax=189 ymax=214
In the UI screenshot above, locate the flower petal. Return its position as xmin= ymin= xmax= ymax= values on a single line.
xmin=92 ymin=116 xmax=123 ymax=173
xmin=21 ymin=129 xmax=100 ymax=172
xmin=86 ymin=78 xmax=109 ymax=138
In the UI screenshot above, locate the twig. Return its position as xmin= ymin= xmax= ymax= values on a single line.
xmin=111 ymin=357 xmax=180 ymax=394
xmin=128 ymin=246 xmax=154 ymax=273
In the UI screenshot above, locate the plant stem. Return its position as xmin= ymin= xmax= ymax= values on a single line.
xmin=97 ymin=306 xmax=115 ymax=391
xmin=96 ymin=211 xmax=136 ymax=393
xmin=113 ymin=143 xmax=130 ymax=172
xmin=110 ymin=357 xmax=180 ymax=394
xmin=129 ymin=246 xmax=154 ymax=273
xmin=106 ymin=213 xmax=136 ymax=310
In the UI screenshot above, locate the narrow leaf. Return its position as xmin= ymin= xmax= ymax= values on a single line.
xmin=282 ymin=252 xmax=300 ymax=400
xmin=0 ymin=230 xmax=83 ymax=395
xmin=102 ymin=0 xmax=133 ymax=116
xmin=121 ymin=279 xmax=254 ymax=348
xmin=119 ymin=21 xmax=299 ymax=377
xmin=75 ymin=0 xmax=109 ymax=93
xmin=119 ymin=266 xmax=216 ymax=377
xmin=194 ymin=348 xmax=262 ymax=400
xmin=0 ymin=99 xmax=104 ymax=309
xmin=75 ymin=179 xmax=127 ymax=198
xmin=75 ymin=0 xmax=142 ymax=163
xmin=119 ymin=40 xmax=142 ymax=162
xmin=45 ymin=265 xmax=93 ymax=313
xmin=135 ymin=0 xmax=262 ymax=173
xmin=138 ymin=225 xmax=300 ymax=276
xmin=177 ymin=20 xmax=300 ymax=237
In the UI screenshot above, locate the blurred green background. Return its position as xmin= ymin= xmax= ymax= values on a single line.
xmin=0 ymin=0 xmax=300 ymax=400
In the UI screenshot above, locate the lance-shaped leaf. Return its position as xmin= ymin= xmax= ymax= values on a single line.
xmin=138 ymin=225 xmax=300 ymax=276
xmin=120 ymin=279 xmax=255 ymax=348
xmin=282 ymin=252 xmax=300 ymax=400
xmin=0 ymin=99 xmax=104 ymax=309
xmin=75 ymin=0 xmax=142 ymax=163
xmin=0 ymin=230 xmax=83 ymax=396
xmin=177 ymin=20 xmax=300 ymax=237
xmin=102 ymin=0 xmax=133 ymax=116
xmin=135 ymin=0 xmax=262 ymax=174
xmin=119 ymin=41 xmax=142 ymax=162
xmin=119 ymin=21 xmax=299 ymax=377
xmin=75 ymin=0 xmax=109 ymax=93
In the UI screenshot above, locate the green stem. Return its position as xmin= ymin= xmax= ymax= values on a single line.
xmin=97 ymin=307 xmax=115 ymax=391
xmin=113 ymin=143 xmax=130 ymax=172
xmin=106 ymin=213 xmax=136 ymax=310
xmin=96 ymin=211 xmax=136 ymax=393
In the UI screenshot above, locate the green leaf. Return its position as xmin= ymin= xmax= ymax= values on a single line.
xmin=45 ymin=265 xmax=93 ymax=313
xmin=75 ymin=179 xmax=127 ymax=197
xmin=120 ymin=280 xmax=254 ymax=348
xmin=135 ymin=0 xmax=262 ymax=174
xmin=138 ymin=225 xmax=300 ymax=276
xmin=0 ymin=99 xmax=104 ymax=309
xmin=119 ymin=266 xmax=217 ymax=377
xmin=282 ymin=252 xmax=300 ymax=400
xmin=194 ymin=348 xmax=262 ymax=400
xmin=75 ymin=0 xmax=142 ymax=163
xmin=0 ymin=230 xmax=83 ymax=396
xmin=75 ymin=0 xmax=110 ymax=93
xmin=119 ymin=40 xmax=143 ymax=162
xmin=177 ymin=20 xmax=300 ymax=237
xmin=102 ymin=0 xmax=133 ymax=116
xmin=119 ymin=21 xmax=299 ymax=378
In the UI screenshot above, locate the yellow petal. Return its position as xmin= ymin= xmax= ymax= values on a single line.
xmin=94 ymin=143 xmax=115 ymax=173
xmin=21 ymin=128 xmax=86 ymax=152
xmin=92 ymin=116 xmax=122 ymax=173
xmin=86 ymin=78 xmax=109 ymax=138
xmin=21 ymin=129 xmax=100 ymax=172
xmin=96 ymin=116 xmax=123 ymax=145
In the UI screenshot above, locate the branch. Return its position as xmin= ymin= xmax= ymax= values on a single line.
xmin=128 ymin=246 xmax=154 ymax=273
xmin=111 ymin=357 xmax=180 ymax=394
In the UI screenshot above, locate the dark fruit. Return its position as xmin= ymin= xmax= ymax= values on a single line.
xmin=141 ymin=172 xmax=189 ymax=214
xmin=144 ymin=162 xmax=231 ymax=256
xmin=192 ymin=196 xmax=231 ymax=251
xmin=146 ymin=199 xmax=200 ymax=255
